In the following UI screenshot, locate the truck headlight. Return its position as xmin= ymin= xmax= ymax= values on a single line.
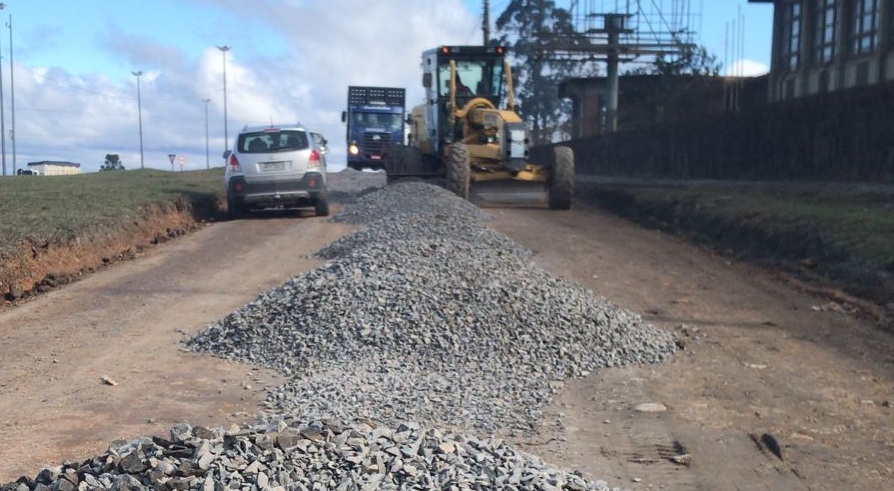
xmin=348 ymin=143 xmax=359 ymax=155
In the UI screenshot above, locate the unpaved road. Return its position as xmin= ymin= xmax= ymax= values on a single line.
xmin=1 ymin=176 xmax=892 ymax=490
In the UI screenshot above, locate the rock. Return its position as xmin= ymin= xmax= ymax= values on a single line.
xmin=6 ymin=283 xmax=24 ymax=300
xmin=633 ymin=402 xmax=668 ymax=413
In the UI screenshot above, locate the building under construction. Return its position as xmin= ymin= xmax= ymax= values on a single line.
xmin=535 ymin=1 xmax=704 ymax=136
xmin=554 ymin=0 xmax=700 ymax=62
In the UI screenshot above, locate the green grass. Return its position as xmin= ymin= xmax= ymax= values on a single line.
xmin=0 ymin=168 xmax=225 ymax=255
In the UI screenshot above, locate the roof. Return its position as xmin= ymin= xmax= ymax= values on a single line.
xmin=27 ymin=161 xmax=81 ymax=168
xmin=239 ymin=123 xmax=306 ymax=133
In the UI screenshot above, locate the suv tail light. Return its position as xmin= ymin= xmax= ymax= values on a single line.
xmin=308 ymin=149 xmax=321 ymax=169
xmin=228 ymin=153 xmax=242 ymax=172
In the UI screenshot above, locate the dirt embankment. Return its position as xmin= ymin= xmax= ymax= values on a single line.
xmin=0 ymin=199 xmax=217 ymax=307
xmin=578 ymin=183 xmax=894 ymax=328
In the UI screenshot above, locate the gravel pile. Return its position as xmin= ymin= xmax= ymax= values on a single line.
xmin=3 ymin=180 xmax=672 ymax=491
xmin=185 ymin=181 xmax=677 ymax=434
xmin=1 ymin=420 xmax=614 ymax=491
xmin=186 ymin=183 xmax=675 ymax=434
xmin=327 ymin=180 xmax=491 ymax=224
xmin=323 ymin=168 xmax=385 ymax=204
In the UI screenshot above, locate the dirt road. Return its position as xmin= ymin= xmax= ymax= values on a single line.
xmin=0 ymin=179 xmax=891 ymax=490
xmin=0 ymin=213 xmax=355 ymax=480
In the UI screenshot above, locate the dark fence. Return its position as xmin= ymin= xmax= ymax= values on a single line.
xmin=532 ymin=80 xmax=894 ymax=182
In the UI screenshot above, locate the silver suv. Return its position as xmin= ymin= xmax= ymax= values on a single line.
xmin=224 ymin=123 xmax=329 ymax=218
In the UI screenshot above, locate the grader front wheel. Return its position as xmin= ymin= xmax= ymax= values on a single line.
xmin=548 ymin=146 xmax=574 ymax=210
xmin=447 ymin=143 xmax=470 ymax=200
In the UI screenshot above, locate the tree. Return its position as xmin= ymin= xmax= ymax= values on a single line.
xmin=627 ymin=41 xmax=722 ymax=77
xmin=495 ymin=0 xmax=594 ymax=144
xmin=100 ymin=154 xmax=126 ymax=171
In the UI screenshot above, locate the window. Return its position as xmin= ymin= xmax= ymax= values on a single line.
xmin=781 ymin=2 xmax=802 ymax=70
xmin=851 ymin=0 xmax=878 ymax=55
xmin=437 ymin=59 xmax=505 ymax=101
xmin=354 ymin=112 xmax=403 ymax=131
xmin=813 ymin=0 xmax=837 ymax=63
xmin=238 ymin=130 xmax=308 ymax=153
xmin=889 ymin=0 xmax=894 ymax=42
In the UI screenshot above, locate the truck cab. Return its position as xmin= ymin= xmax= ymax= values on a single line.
xmin=418 ymin=45 xmax=508 ymax=156
xmin=341 ymin=86 xmax=406 ymax=171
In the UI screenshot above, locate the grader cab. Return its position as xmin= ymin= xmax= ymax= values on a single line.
xmin=385 ymin=45 xmax=574 ymax=210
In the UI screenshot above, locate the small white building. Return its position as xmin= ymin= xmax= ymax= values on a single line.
xmin=26 ymin=161 xmax=81 ymax=176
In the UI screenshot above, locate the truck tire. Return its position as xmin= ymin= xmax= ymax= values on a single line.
xmin=548 ymin=146 xmax=574 ymax=210
xmin=385 ymin=145 xmax=405 ymax=185
xmin=446 ymin=143 xmax=470 ymax=200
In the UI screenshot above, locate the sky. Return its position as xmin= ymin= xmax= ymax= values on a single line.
xmin=0 ymin=0 xmax=774 ymax=174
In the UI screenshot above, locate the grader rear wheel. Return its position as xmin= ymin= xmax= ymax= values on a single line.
xmin=548 ymin=146 xmax=574 ymax=210
xmin=446 ymin=143 xmax=470 ymax=200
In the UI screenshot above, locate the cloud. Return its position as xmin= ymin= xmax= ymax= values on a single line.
xmin=725 ymin=58 xmax=769 ymax=77
xmin=8 ymin=0 xmax=481 ymax=174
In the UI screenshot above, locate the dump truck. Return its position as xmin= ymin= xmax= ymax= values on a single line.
xmin=341 ymin=86 xmax=406 ymax=171
xmin=385 ymin=45 xmax=573 ymax=209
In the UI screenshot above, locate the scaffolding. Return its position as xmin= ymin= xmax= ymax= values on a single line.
xmin=546 ymin=0 xmax=701 ymax=61
xmin=538 ymin=1 xmax=701 ymax=132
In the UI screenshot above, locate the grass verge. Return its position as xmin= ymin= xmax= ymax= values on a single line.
xmin=0 ymin=169 xmax=224 ymax=254
xmin=0 ymin=168 xmax=225 ymax=300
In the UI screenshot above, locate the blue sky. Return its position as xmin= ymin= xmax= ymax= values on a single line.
xmin=0 ymin=0 xmax=773 ymax=173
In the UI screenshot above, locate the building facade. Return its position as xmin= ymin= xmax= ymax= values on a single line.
xmin=26 ymin=161 xmax=81 ymax=176
xmin=560 ymin=75 xmax=768 ymax=138
xmin=752 ymin=0 xmax=894 ymax=100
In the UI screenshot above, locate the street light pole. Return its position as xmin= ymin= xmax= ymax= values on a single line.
xmin=216 ymin=45 xmax=230 ymax=152
xmin=7 ymin=13 xmax=15 ymax=174
xmin=0 ymin=3 xmax=6 ymax=177
xmin=132 ymin=70 xmax=145 ymax=170
xmin=202 ymin=98 xmax=210 ymax=170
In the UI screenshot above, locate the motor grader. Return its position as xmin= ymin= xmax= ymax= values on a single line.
xmin=385 ymin=45 xmax=574 ymax=210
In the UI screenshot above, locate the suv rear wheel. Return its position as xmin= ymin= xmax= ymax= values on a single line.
xmin=227 ymin=195 xmax=245 ymax=220
xmin=315 ymin=198 xmax=330 ymax=217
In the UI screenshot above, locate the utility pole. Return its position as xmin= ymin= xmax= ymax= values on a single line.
xmin=7 ymin=13 xmax=13 ymax=174
xmin=482 ymin=0 xmax=490 ymax=45
xmin=0 ymin=3 xmax=6 ymax=176
xmin=216 ymin=45 xmax=231 ymax=152
xmin=132 ymin=71 xmax=145 ymax=169
xmin=601 ymin=14 xmax=631 ymax=133
xmin=202 ymin=98 xmax=210 ymax=170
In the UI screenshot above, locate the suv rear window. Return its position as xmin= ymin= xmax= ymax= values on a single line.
xmin=238 ymin=130 xmax=309 ymax=154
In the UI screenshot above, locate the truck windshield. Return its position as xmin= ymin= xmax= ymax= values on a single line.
xmin=353 ymin=112 xmax=403 ymax=131
xmin=438 ymin=58 xmax=505 ymax=100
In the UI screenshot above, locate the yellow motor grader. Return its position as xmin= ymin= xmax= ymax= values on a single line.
xmin=385 ymin=45 xmax=574 ymax=209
